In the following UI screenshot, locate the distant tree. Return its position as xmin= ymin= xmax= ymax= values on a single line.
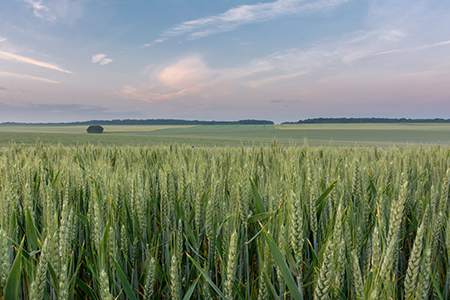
xmin=87 ymin=125 xmax=104 ymax=133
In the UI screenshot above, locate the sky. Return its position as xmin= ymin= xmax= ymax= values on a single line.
xmin=1 ymin=0 xmax=450 ymax=124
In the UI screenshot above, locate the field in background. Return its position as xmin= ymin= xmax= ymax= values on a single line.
xmin=1 ymin=123 xmax=450 ymax=146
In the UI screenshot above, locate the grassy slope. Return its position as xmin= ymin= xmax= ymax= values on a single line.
xmin=0 ymin=123 xmax=450 ymax=147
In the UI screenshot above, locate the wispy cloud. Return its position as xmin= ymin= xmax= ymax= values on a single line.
xmin=373 ymin=38 xmax=450 ymax=56
xmin=119 ymin=26 xmax=450 ymax=103
xmin=115 ymin=86 xmax=188 ymax=102
xmin=0 ymin=50 xmax=72 ymax=73
xmin=0 ymin=86 xmax=7 ymax=90
xmin=245 ymin=71 xmax=308 ymax=88
xmin=20 ymin=0 xmax=84 ymax=23
xmin=158 ymin=0 xmax=350 ymax=41
xmin=118 ymin=0 xmax=450 ymax=117
xmin=21 ymin=0 xmax=53 ymax=21
xmin=0 ymin=71 xmax=60 ymax=84
xmin=115 ymin=54 xmax=309 ymax=102
xmin=114 ymin=56 xmax=211 ymax=102
xmin=378 ymin=29 xmax=406 ymax=41
xmin=0 ymin=37 xmax=6 ymax=43
xmin=92 ymin=53 xmax=113 ymax=65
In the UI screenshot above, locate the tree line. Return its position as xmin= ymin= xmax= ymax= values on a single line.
xmin=1 ymin=119 xmax=274 ymax=126
xmin=282 ymin=117 xmax=450 ymax=124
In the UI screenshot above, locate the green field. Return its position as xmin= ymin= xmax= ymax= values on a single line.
xmin=1 ymin=123 xmax=450 ymax=146
xmin=1 ymin=143 xmax=449 ymax=299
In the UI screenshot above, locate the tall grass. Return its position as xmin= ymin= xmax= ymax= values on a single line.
xmin=0 ymin=141 xmax=449 ymax=299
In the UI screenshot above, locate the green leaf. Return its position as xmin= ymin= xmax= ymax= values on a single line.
xmin=250 ymin=177 xmax=266 ymax=214
xmin=263 ymin=269 xmax=279 ymax=299
xmin=51 ymin=167 xmax=62 ymax=187
xmin=75 ymin=212 xmax=88 ymax=226
xmin=74 ymin=155 xmax=85 ymax=171
xmin=368 ymin=174 xmax=377 ymax=199
xmin=431 ymin=273 xmax=444 ymax=300
xmin=187 ymin=253 xmax=226 ymax=299
xmin=182 ymin=275 xmax=201 ymax=300
xmin=303 ymin=239 xmax=319 ymax=283
xmin=84 ymin=256 xmax=98 ymax=281
xmin=48 ymin=261 xmax=60 ymax=295
xmin=25 ymin=205 xmax=40 ymax=252
xmin=8 ymin=209 xmax=17 ymax=245
xmin=99 ymin=224 xmax=110 ymax=269
xmin=215 ymin=214 xmax=234 ymax=261
xmin=247 ymin=210 xmax=277 ymax=224
xmin=285 ymin=245 xmax=301 ymax=278
xmin=316 ymin=177 xmax=339 ymax=215
xmin=112 ymin=256 xmax=138 ymax=300
xmin=184 ymin=221 xmax=197 ymax=246
xmin=409 ymin=169 xmax=427 ymax=190
xmin=4 ymin=238 xmax=24 ymax=300
xmin=76 ymin=278 xmax=99 ymax=300
xmin=69 ymin=244 xmax=85 ymax=298
xmin=260 ymin=223 xmax=303 ymax=300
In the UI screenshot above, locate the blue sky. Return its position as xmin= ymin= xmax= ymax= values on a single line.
xmin=1 ymin=0 xmax=450 ymax=123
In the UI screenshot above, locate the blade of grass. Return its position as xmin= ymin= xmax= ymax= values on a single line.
xmin=4 ymin=237 xmax=24 ymax=300
xmin=187 ymin=253 xmax=226 ymax=299
xmin=259 ymin=222 xmax=304 ymax=300
xmin=250 ymin=177 xmax=266 ymax=214
xmin=112 ymin=256 xmax=138 ymax=300
xmin=182 ymin=275 xmax=201 ymax=300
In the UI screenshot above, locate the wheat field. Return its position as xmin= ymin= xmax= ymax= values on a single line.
xmin=0 ymin=141 xmax=449 ymax=299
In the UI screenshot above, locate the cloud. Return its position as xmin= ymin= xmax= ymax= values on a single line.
xmin=99 ymin=58 xmax=113 ymax=65
xmin=434 ymin=40 xmax=450 ymax=46
xmin=92 ymin=54 xmax=106 ymax=63
xmin=20 ymin=0 xmax=84 ymax=23
xmin=21 ymin=0 xmax=52 ymax=21
xmin=158 ymin=56 xmax=211 ymax=89
xmin=0 ymin=86 xmax=7 ymax=90
xmin=0 ymin=51 xmax=72 ymax=74
xmin=118 ymin=0 xmax=450 ymax=112
xmin=373 ymin=38 xmax=450 ymax=56
xmin=114 ymin=86 xmax=188 ymax=103
xmin=92 ymin=54 xmax=113 ymax=65
xmin=0 ymin=71 xmax=60 ymax=84
xmin=0 ymin=37 xmax=6 ymax=43
xmin=158 ymin=0 xmax=350 ymax=41
xmin=120 ymin=25 xmax=450 ymax=104
xmin=115 ymin=54 xmax=308 ymax=102
xmin=378 ymin=29 xmax=406 ymax=41
xmin=245 ymin=71 xmax=308 ymax=88
xmin=114 ymin=56 xmax=213 ymax=102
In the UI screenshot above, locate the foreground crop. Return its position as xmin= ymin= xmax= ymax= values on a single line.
xmin=0 ymin=142 xmax=449 ymax=299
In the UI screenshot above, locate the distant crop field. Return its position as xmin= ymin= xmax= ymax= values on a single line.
xmin=0 ymin=125 xmax=196 ymax=134
xmin=1 ymin=123 xmax=450 ymax=146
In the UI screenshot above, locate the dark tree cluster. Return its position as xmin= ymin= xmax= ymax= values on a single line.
xmin=86 ymin=125 xmax=104 ymax=133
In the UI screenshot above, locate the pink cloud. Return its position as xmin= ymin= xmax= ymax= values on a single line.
xmin=115 ymin=86 xmax=188 ymax=102
xmin=158 ymin=56 xmax=211 ymax=89
xmin=0 ymin=50 xmax=72 ymax=74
